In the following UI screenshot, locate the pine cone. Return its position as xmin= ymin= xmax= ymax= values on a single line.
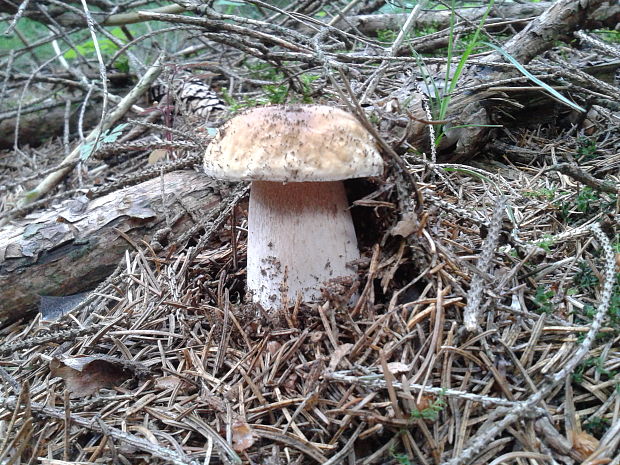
xmin=150 ymin=75 xmax=226 ymax=118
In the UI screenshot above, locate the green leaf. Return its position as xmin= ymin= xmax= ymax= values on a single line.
xmin=80 ymin=123 xmax=127 ymax=161
xmin=484 ymin=42 xmax=586 ymax=113
xmin=80 ymin=141 xmax=96 ymax=161
xmin=114 ymin=56 xmax=130 ymax=73
xmin=101 ymin=123 xmax=128 ymax=144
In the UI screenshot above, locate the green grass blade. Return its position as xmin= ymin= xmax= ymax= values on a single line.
xmin=484 ymin=42 xmax=586 ymax=113
xmin=439 ymin=0 xmax=495 ymax=121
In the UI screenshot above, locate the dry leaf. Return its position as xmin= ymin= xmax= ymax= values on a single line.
xmin=154 ymin=375 xmax=193 ymax=393
xmin=328 ymin=343 xmax=353 ymax=372
xmin=283 ymin=372 xmax=298 ymax=392
xmin=391 ymin=212 xmax=419 ymax=237
xmin=148 ymin=148 xmax=168 ymax=164
xmin=50 ymin=355 xmax=150 ymax=398
xmin=39 ymin=293 xmax=88 ymax=321
xmin=570 ymin=430 xmax=599 ymax=460
xmin=379 ymin=362 xmax=411 ymax=375
xmin=414 ymin=394 xmax=435 ymax=412
xmin=231 ymin=418 xmax=256 ymax=452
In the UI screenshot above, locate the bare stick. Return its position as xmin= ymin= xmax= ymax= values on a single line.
xmin=16 ymin=53 xmax=164 ymax=207
xmin=463 ymin=197 xmax=506 ymax=331
xmin=443 ymin=222 xmax=617 ymax=465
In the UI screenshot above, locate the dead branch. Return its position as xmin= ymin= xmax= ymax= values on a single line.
xmin=0 ymin=170 xmax=221 ymax=324
xmin=346 ymin=1 xmax=619 ymax=35
xmin=15 ymin=54 xmax=163 ymax=207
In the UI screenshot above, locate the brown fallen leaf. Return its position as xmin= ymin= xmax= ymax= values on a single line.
xmin=570 ymin=430 xmax=599 ymax=460
xmin=283 ymin=372 xmax=298 ymax=392
xmin=154 ymin=375 xmax=193 ymax=393
xmin=231 ymin=418 xmax=256 ymax=452
xmin=148 ymin=148 xmax=168 ymax=164
xmin=391 ymin=211 xmax=420 ymax=237
xmin=414 ymin=394 xmax=435 ymax=412
xmin=50 ymin=355 xmax=150 ymax=398
xmin=379 ymin=362 xmax=411 ymax=375
xmin=327 ymin=343 xmax=353 ymax=372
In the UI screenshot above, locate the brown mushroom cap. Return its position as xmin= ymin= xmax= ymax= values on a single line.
xmin=203 ymin=104 xmax=383 ymax=182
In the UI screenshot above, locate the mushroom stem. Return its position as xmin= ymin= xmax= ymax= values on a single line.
xmin=247 ymin=180 xmax=360 ymax=310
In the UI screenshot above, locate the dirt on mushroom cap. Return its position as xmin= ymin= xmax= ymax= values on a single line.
xmin=203 ymin=104 xmax=384 ymax=182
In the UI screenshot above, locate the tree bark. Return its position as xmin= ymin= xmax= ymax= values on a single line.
xmin=0 ymin=170 xmax=222 ymax=324
xmin=0 ymin=1 xmax=186 ymax=27
xmin=347 ymin=1 xmax=619 ymax=36
xmin=0 ymin=104 xmax=101 ymax=150
xmin=387 ymin=0 xmax=613 ymax=160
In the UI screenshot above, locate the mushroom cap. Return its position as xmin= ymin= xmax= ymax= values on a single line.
xmin=203 ymin=104 xmax=384 ymax=182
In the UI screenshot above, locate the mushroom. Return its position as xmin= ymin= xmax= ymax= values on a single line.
xmin=203 ymin=104 xmax=383 ymax=310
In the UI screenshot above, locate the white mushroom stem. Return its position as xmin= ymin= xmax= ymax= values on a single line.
xmin=247 ymin=180 xmax=360 ymax=310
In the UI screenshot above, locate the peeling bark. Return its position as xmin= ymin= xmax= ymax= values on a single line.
xmin=0 ymin=170 xmax=221 ymax=324
xmin=347 ymin=1 xmax=619 ymax=36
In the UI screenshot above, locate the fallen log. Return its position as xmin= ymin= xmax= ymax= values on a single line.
xmin=0 ymin=103 xmax=101 ymax=150
xmin=346 ymin=1 xmax=619 ymax=36
xmin=385 ymin=0 xmax=615 ymax=160
xmin=0 ymin=170 xmax=222 ymax=324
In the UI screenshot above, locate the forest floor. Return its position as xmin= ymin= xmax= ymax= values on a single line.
xmin=0 ymin=1 xmax=619 ymax=464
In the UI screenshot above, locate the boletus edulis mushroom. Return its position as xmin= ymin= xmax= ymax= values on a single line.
xmin=203 ymin=104 xmax=383 ymax=310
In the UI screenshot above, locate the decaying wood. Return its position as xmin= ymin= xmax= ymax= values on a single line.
xmin=0 ymin=170 xmax=221 ymax=324
xmin=346 ymin=1 xmax=620 ymax=36
xmin=390 ymin=0 xmax=613 ymax=160
xmin=0 ymin=104 xmax=101 ymax=150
